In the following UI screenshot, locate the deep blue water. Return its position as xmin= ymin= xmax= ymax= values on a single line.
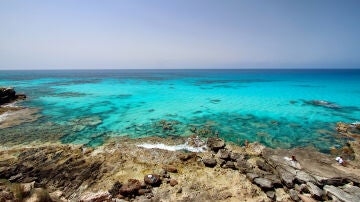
xmin=1 ymin=69 xmax=360 ymax=152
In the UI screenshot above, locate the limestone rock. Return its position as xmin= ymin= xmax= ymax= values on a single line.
xmin=324 ymin=185 xmax=360 ymax=202
xmin=289 ymin=189 xmax=300 ymax=201
xmin=296 ymin=170 xmax=316 ymax=184
xmin=246 ymin=172 xmax=259 ymax=182
xmin=202 ymin=158 xmax=217 ymax=167
xmin=80 ymin=191 xmax=111 ymax=202
xmin=24 ymin=188 xmax=52 ymax=202
xmin=276 ymin=167 xmax=295 ymax=188
xmin=306 ymin=182 xmax=324 ymax=200
xmin=256 ymin=160 xmax=273 ymax=172
xmin=235 ymin=159 xmax=250 ymax=173
xmin=253 ymin=178 xmax=273 ymax=190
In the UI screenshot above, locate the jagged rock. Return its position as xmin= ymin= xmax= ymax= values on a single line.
xmin=206 ymin=138 xmax=225 ymax=152
xmin=295 ymin=183 xmax=307 ymax=192
xmin=202 ymin=158 xmax=217 ymax=167
xmin=256 ymin=160 xmax=273 ymax=172
xmin=289 ymin=189 xmax=300 ymax=201
xmin=264 ymin=174 xmax=282 ymax=187
xmin=276 ymin=167 xmax=295 ymax=188
xmin=296 ymin=170 xmax=316 ymax=184
xmin=162 ymin=165 xmax=177 ymax=173
xmin=0 ymin=87 xmax=17 ymax=105
xmin=229 ymin=152 xmax=244 ymax=161
xmin=169 ymin=179 xmax=178 ymax=186
xmin=80 ymin=191 xmax=111 ymax=202
xmin=217 ymin=158 xmax=226 ymax=166
xmin=253 ymin=178 xmax=273 ymax=190
xmin=8 ymin=173 xmax=23 ymax=182
xmin=246 ymin=172 xmax=259 ymax=182
xmin=217 ymin=149 xmax=230 ymax=160
xmin=222 ymin=161 xmax=235 ymax=169
xmin=306 ymin=182 xmax=324 ymax=200
xmin=320 ymin=177 xmax=349 ymax=186
xmin=235 ymin=159 xmax=250 ymax=173
xmin=144 ymin=174 xmax=161 ymax=187
xmin=324 ymin=185 xmax=360 ymax=202
xmin=119 ymin=179 xmax=142 ymax=196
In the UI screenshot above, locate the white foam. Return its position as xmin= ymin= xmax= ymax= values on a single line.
xmin=0 ymin=112 xmax=10 ymax=123
xmin=137 ymin=143 xmax=206 ymax=152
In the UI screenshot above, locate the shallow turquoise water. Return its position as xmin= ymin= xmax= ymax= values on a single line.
xmin=1 ymin=69 xmax=360 ymax=152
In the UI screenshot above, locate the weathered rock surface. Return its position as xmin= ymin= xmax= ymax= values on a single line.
xmin=0 ymin=87 xmax=26 ymax=105
xmin=144 ymin=174 xmax=161 ymax=187
xmin=119 ymin=179 xmax=142 ymax=196
xmin=253 ymin=178 xmax=273 ymax=190
xmin=324 ymin=185 xmax=360 ymax=202
xmin=306 ymin=182 xmax=324 ymax=200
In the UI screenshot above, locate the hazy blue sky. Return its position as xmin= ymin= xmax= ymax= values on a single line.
xmin=0 ymin=0 xmax=359 ymax=69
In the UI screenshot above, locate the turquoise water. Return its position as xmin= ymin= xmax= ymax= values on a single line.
xmin=1 ymin=69 xmax=360 ymax=152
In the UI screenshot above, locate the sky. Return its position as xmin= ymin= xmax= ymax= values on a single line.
xmin=0 ymin=0 xmax=359 ymax=69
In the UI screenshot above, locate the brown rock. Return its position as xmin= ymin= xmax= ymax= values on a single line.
xmin=206 ymin=137 xmax=225 ymax=152
xmin=119 ymin=179 xmax=142 ymax=196
xmin=138 ymin=189 xmax=151 ymax=195
xmin=163 ymin=165 xmax=178 ymax=173
xmin=217 ymin=149 xmax=230 ymax=160
xmin=202 ymin=158 xmax=217 ymax=167
xmin=169 ymin=179 xmax=178 ymax=186
xmin=80 ymin=191 xmax=111 ymax=202
xmin=178 ymin=152 xmax=196 ymax=161
xmin=144 ymin=174 xmax=161 ymax=187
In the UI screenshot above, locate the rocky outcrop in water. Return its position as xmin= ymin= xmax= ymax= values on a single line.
xmin=0 ymin=87 xmax=26 ymax=105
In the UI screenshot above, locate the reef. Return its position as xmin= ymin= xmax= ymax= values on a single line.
xmin=1 ymin=125 xmax=360 ymax=202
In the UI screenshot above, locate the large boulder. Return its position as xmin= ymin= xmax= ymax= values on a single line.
xmin=217 ymin=149 xmax=230 ymax=160
xmin=206 ymin=138 xmax=225 ymax=152
xmin=0 ymin=87 xmax=25 ymax=105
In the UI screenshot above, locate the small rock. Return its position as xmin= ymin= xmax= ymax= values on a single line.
xmin=306 ymin=182 xmax=324 ymax=200
xmin=229 ymin=152 xmax=244 ymax=161
xmin=256 ymin=160 xmax=273 ymax=172
xmin=289 ymin=189 xmax=300 ymax=201
xmin=276 ymin=167 xmax=295 ymax=188
xmin=206 ymin=138 xmax=225 ymax=152
xmin=144 ymin=174 xmax=161 ymax=187
xmin=264 ymin=174 xmax=282 ymax=187
xmin=202 ymin=158 xmax=217 ymax=167
xmin=266 ymin=191 xmax=275 ymax=200
xmin=295 ymin=170 xmax=316 ymax=184
xmin=235 ymin=159 xmax=250 ymax=173
xmin=138 ymin=189 xmax=151 ymax=195
xmin=80 ymin=191 xmax=111 ymax=202
xmin=254 ymin=178 xmax=273 ymax=190
xmin=298 ymin=194 xmax=318 ymax=202
xmin=178 ymin=152 xmax=196 ymax=161
xmin=9 ymin=173 xmax=22 ymax=182
xmin=217 ymin=158 xmax=226 ymax=166
xmin=222 ymin=161 xmax=235 ymax=169
xmin=169 ymin=179 xmax=178 ymax=186
xmin=119 ymin=179 xmax=142 ymax=196
xmin=246 ymin=172 xmax=259 ymax=182
xmin=162 ymin=165 xmax=178 ymax=173
xmin=109 ymin=181 xmax=122 ymax=196
xmin=217 ymin=149 xmax=230 ymax=160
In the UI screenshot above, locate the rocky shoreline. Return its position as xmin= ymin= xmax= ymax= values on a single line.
xmin=1 ymin=127 xmax=360 ymax=202
xmin=1 ymin=87 xmax=360 ymax=201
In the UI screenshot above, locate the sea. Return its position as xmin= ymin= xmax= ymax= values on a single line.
xmin=1 ymin=69 xmax=360 ymax=152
